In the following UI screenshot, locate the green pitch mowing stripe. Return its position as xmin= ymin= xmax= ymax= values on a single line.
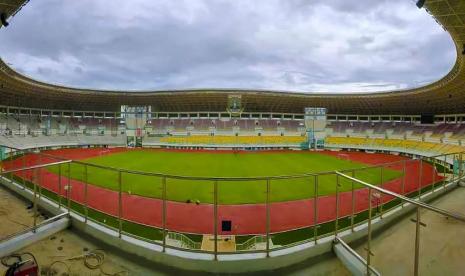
xmin=48 ymin=150 xmax=402 ymax=204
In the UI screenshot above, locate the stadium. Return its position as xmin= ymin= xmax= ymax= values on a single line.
xmin=0 ymin=0 xmax=465 ymax=275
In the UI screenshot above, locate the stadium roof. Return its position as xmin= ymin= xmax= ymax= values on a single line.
xmin=1 ymin=0 xmax=465 ymax=115
xmin=0 ymin=0 xmax=28 ymax=19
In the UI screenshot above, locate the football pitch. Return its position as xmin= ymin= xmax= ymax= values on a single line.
xmin=48 ymin=150 xmax=402 ymax=204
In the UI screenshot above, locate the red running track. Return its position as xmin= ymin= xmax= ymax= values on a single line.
xmin=2 ymin=148 xmax=442 ymax=235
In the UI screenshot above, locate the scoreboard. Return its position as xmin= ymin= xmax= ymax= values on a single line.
xmin=305 ymin=108 xmax=327 ymax=130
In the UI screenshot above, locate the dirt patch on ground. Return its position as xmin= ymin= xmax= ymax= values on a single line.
xmin=8 ymin=231 xmax=133 ymax=276
xmin=0 ymin=185 xmax=159 ymax=275
xmin=0 ymin=185 xmax=44 ymax=239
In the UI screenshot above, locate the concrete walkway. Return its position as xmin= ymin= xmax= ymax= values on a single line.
xmin=354 ymin=186 xmax=465 ymax=275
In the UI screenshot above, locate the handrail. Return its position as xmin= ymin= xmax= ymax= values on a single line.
xmin=335 ymin=171 xmax=465 ymax=223
xmin=0 ymin=212 xmax=69 ymax=243
xmin=334 ymin=236 xmax=380 ymax=276
xmin=0 ymin=160 xmax=72 ymax=175
xmin=167 ymin=232 xmax=201 ymax=249
xmin=236 ymin=235 xmax=267 ymax=251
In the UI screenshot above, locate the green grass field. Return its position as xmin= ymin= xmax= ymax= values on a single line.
xmin=48 ymin=150 xmax=402 ymax=204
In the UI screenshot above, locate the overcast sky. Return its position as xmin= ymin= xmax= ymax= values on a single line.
xmin=0 ymin=0 xmax=456 ymax=93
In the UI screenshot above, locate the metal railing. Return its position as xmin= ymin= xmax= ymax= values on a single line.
xmin=334 ymin=236 xmax=380 ymax=276
xmin=236 ymin=235 xmax=267 ymax=251
xmin=0 ymin=212 xmax=69 ymax=243
xmin=335 ymin=162 xmax=465 ymax=276
xmin=0 ymin=144 xmax=464 ymax=272
xmin=167 ymin=232 xmax=201 ymax=250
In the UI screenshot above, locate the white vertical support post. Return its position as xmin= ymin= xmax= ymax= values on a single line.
xmin=443 ymin=154 xmax=447 ymax=190
xmin=32 ymin=169 xmax=38 ymax=232
xmin=414 ymin=207 xmax=421 ymax=276
xmin=459 ymin=153 xmax=463 ymax=182
xmin=213 ymin=180 xmax=218 ymax=260
xmin=21 ymin=149 xmax=26 ymax=190
xmin=313 ymin=175 xmax=318 ymax=243
xmin=366 ymin=188 xmax=373 ymax=275
xmin=351 ymin=170 xmax=355 ymax=232
xmin=84 ymin=164 xmax=88 ymax=223
xmin=67 ymin=162 xmax=71 ymax=212
xmin=432 ymin=158 xmax=436 ymax=192
xmin=8 ymin=148 xmax=13 ymax=185
xmin=266 ymin=179 xmax=271 ymax=257
xmin=118 ymin=170 xmax=123 ymax=238
xmin=418 ymin=158 xmax=423 ymax=200
xmin=58 ymin=164 xmax=62 ymax=209
xmin=379 ymin=166 xmax=384 ymax=218
xmin=401 ymin=159 xmax=406 ymax=207
xmin=335 ymin=174 xmax=340 ymax=235
xmin=162 ymin=176 xmax=167 ymax=252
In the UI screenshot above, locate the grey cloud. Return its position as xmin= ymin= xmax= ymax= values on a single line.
xmin=0 ymin=0 xmax=456 ymax=93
